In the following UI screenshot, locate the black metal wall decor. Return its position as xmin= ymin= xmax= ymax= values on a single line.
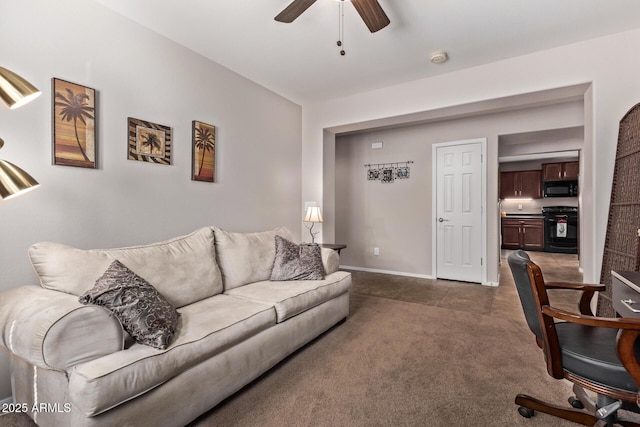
xmin=396 ymin=166 xmax=410 ymax=179
xmin=365 ymin=161 xmax=413 ymax=183
xmin=367 ymin=168 xmax=380 ymax=180
xmin=381 ymin=168 xmax=394 ymax=183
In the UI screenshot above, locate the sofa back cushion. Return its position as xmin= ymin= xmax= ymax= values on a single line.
xmin=213 ymin=227 xmax=293 ymax=290
xmin=28 ymin=227 xmax=222 ymax=308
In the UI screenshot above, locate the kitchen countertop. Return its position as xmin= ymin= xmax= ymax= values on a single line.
xmin=502 ymin=213 xmax=544 ymax=219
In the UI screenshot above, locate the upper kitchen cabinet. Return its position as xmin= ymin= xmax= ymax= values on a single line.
xmin=499 ymin=170 xmax=542 ymax=199
xmin=542 ymin=161 xmax=579 ymax=181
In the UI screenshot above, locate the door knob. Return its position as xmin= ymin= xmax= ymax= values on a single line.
xmin=438 ymin=217 xmax=449 ymax=222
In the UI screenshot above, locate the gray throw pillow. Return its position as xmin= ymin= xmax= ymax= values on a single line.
xmin=79 ymin=259 xmax=179 ymax=350
xmin=270 ymin=236 xmax=325 ymax=281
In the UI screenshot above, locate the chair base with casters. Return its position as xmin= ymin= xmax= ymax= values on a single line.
xmin=516 ymin=385 xmax=640 ymax=426
xmin=507 ymin=250 xmax=640 ymax=427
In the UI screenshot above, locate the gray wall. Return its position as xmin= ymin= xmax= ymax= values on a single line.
xmin=0 ymin=0 xmax=302 ymax=399
xmin=304 ymin=28 xmax=640 ymax=291
xmin=335 ymin=101 xmax=583 ymax=278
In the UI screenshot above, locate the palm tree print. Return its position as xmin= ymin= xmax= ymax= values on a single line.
xmin=140 ymin=131 xmax=162 ymax=155
xmin=54 ymin=88 xmax=95 ymax=162
xmin=194 ymin=126 xmax=215 ymax=177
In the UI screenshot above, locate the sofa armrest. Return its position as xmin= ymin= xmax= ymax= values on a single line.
xmin=0 ymin=286 xmax=124 ymax=370
xmin=321 ymin=248 xmax=340 ymax=275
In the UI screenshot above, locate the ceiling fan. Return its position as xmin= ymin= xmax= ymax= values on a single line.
xmin=275 ymin=0 xmax=390 ymax=33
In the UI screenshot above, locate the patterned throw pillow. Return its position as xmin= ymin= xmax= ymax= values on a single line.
xmin=270 ymin=236 xmax=325 ymax=281
xmin=79 ymin=259 xmax=179 ymax=350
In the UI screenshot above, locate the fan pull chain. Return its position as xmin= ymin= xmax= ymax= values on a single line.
xmin=337 ymin=0 xmax=345 ymax=56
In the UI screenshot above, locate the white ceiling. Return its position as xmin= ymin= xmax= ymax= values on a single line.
xmin=93 ymin=0 xmax=640 ymax=105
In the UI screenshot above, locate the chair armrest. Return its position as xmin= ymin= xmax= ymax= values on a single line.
xmin=616 ymin=329 xmax=640 ymax=397
xmin=545 ymin=282 xmax=606 ymax=292
xmin=0 ymin=286 xmax=124 ymax=370
xmin=545 ymin=282 xmax=604 ymax=316
xmin=321 ymin=247 xmax=340 ymax=275
xmin=541 ymin=305 xmax=640 ymax=330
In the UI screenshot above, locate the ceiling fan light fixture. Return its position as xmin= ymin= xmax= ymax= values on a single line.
xmin=430 ymin=50 xmax=448 ymax=64
xmin=276 ymin=0 xmax=389 ymax=33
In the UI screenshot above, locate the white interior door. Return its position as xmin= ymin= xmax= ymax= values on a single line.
xmin=434 ymin=140 xmax=484 ymax=283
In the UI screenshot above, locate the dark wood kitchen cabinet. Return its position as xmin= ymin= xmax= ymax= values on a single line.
xmin=499 ymin=170 xmax=542 ymax=199
xmin=542 ymin=161 xmax=579 ymax=181
xmin=501 ymin=218 xmax=544 ymax=250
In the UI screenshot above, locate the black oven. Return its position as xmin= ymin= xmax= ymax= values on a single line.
xmin=542 ymin=206 xmax=578 ymax=254
xmin=543 ymin=180 xmax=578 ymax=197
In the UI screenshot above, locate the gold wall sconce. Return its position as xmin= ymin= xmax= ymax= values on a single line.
xmin=0 ymin=66 xmax=41 ymax=200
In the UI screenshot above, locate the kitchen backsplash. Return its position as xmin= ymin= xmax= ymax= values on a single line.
xmin=500 ymin=197 xmax=578 ymax=214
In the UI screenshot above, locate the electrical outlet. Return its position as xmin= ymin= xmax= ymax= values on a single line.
xmin=374 ymin=247 xmax=380 ymax=256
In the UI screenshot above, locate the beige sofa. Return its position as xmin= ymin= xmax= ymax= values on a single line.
xmin=0 ymin=227 xmax=351 ymax=426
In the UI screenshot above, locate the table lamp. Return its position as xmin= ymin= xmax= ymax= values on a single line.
xmin=304 ymin=206 xmax=323 ymax=244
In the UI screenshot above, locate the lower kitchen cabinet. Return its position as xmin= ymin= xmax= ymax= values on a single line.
xmin=501 ymin=218 xmax=544 ymax=251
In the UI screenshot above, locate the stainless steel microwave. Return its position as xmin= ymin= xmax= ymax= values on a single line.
xmin=543 ymin=180 xmax=578 ymax=197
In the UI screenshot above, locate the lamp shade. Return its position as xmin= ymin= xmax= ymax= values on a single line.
xmin=0 ymin=159 xmax=39 ymax=200
xmin=0 ymin=66 xmax=41 ymax=109
xmin=304 ymin=206 xmax=323 ymax=223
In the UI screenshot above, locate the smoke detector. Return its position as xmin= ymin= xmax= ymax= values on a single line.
xmin=430 ymin=50 xmax=448 ymax=64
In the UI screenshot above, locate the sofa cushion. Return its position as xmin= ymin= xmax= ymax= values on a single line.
xmin=213 ymin=227 xmax=293 ymax=290
xmin=270 ymin=236 xmax=325 ymax=281
xmin=68 ymin=294 xmax=276 ymax=417
xmin=29 ymin=227 xmax=222 ymax=308
xmin=225 ymin=271 xmax=351 ymax=322
xmin=79 ymin=260 xmax=179 ymax=350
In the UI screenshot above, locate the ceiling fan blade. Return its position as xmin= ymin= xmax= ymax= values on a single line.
xmin=275 ymin=0 xmax=318 ymax=23
xmin=351 ymin=0 xmax=390 ymax=33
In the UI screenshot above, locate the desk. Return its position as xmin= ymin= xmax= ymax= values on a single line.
xmin=320 ymin=244 xmax=347 ymax=255
xmin=611 ymin=271 xmax=640 ymax=318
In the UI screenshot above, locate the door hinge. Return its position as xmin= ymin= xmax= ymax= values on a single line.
xmin=481 ymin=257 xmax=483 ymax=266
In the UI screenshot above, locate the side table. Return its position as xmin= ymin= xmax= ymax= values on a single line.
xmin=320 ymin=244 xmax=347 ymax=255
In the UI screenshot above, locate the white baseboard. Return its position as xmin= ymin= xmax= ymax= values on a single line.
xmin=340 ymin=265 xmax=434 ymax=279
xmin=341 ymin=265 xmax=499 ymax=286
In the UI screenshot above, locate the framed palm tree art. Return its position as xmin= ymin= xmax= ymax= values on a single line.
xmin=127 ymin=117 xmax=172 ymax=165
xmin=192 ymin=121 xmax=215 ymax=182
xmin=52 ymin=78 xmax=97 ymax=168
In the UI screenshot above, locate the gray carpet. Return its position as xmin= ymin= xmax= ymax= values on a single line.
xmin=0 ymin=292 xmax=610 ymax=426
xmin=189 ymin=293 xmax=579 ymax=426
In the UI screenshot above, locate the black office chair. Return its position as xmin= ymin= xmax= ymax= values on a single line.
xmin=508 ymin=250 xmax=640 ymax=427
